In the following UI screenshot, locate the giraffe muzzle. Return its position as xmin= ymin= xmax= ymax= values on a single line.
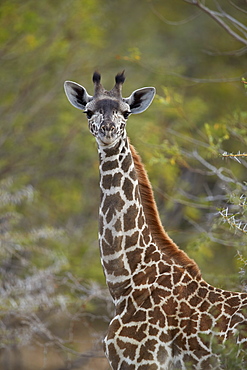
xmin=99 ymin=122 xmax=117 ymax=139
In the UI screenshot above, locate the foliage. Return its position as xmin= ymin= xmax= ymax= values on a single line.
xmin=0 ymin=0 xmax=246 ymax=368
xmin=146 ymin=86 xmax=247 ymax=288
xmin=0 ymin=178 xmax=112 ymax=369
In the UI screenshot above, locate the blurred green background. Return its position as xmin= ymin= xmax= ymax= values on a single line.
xmin=0 ymin=0 xmax=246 ymax=368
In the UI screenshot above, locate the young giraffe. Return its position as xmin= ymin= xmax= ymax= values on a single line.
xmin=64 ymin=72 xmax=247 ymax=369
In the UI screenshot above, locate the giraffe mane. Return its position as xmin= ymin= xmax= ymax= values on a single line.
xmin=130 ymin=142 xmax=201 ymax=279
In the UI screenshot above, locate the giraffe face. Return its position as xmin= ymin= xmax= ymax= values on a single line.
xmin=84 ymin=98 xmax=130 ymax=146
xmin=64 ymin=72 xmax=156 ymax=146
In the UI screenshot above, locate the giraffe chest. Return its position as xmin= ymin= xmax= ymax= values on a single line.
xmin=105 ymin=304 xmax=218 ymax=370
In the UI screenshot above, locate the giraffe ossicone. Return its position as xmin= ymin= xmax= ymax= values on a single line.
xmin=64 ymin=72 xmax=247 ymax=369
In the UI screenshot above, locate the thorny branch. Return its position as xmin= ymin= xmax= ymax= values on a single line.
xmin=222 ymin=152 xmax=247 ymax=164
xmin=192 ymin=150 xmax=247 ymax=191
xmin=219 ymin=208 xmax=247 ymax=234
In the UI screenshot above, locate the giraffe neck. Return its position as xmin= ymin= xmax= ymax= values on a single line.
xmin=98 ymin=135 xmax=152 ymax=301
xmin=98 ymin=136 xmax=200 ymax=302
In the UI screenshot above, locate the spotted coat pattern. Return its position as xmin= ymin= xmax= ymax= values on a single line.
xmin=98 ymin=134 xmax=247 ymax=370
xmin=64 ymin=73 xmax=247 ymax=370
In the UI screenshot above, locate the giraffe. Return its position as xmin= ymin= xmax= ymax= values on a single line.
xmin=64 ymin=72 xmax=247 ymax=369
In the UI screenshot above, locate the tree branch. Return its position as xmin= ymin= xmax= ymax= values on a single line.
xmin=183 ymin=0 xmax=247 ymax=47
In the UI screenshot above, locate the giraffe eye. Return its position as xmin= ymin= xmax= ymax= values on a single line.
xmin=123 ymin=111 xmax=131 ymax=119
xmin=84 ymin=110 xmax=93 ymax=119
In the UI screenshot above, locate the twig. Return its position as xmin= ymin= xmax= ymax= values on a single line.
xmin=214 ymin=0 xmax=247 ymax=35
xmin=228 ymin=0 xmax=247 ymax=15
xmin=149 ymin=1 xmax=201 ymax=25
xmin=183 ymin=0 xmax=247 ymax=47
xmin=202 ymin=46 xmax=247 ymax=56
xmin=222 ymin=153 xmax=247 ymax=157
xmin=222 ymin=152 xmax=247 ymax=164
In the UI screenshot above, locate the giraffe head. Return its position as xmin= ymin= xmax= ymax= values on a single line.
xmin=64 ymin=72 xmax=155 ymax=146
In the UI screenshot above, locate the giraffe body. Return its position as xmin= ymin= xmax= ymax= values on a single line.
xmin=64 ymin=72 xmax=247 ymax=369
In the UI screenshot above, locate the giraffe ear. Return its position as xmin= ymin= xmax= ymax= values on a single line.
xmin=124 ymin=87 xmax=156 ymax=114
xmin=64 ymin=81 xmax=93 ymax=110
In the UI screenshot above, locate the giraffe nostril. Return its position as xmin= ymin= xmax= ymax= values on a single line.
xmin=100 ymin=123 xmax=116 ymax=136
